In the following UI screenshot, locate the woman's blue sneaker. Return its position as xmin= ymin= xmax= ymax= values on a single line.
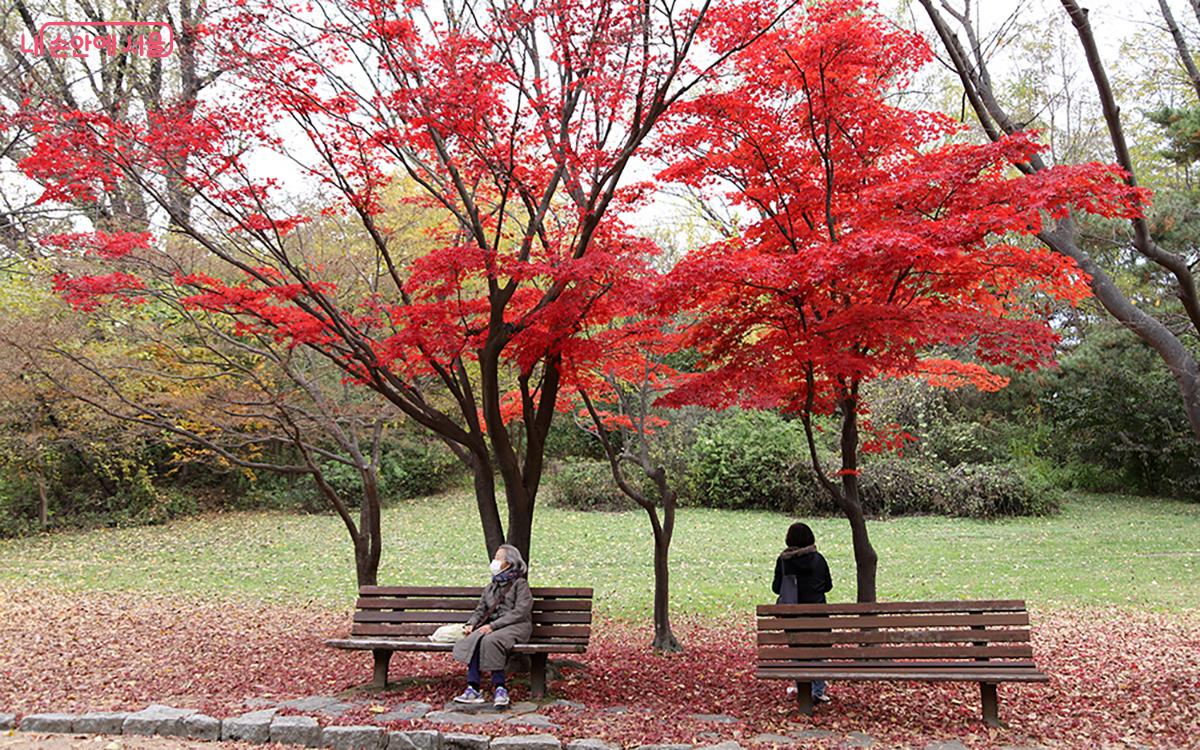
xmin=454 ymin=686 xmax=485 ymax=704
xmin=493 ymin=686 xmax=510 ymax=708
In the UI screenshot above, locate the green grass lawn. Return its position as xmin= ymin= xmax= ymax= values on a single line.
xmin=0 ymin=491 xmax=1196 ymax=617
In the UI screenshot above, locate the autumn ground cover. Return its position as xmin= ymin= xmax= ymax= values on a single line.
xmin=0 ymin=493 xmax=1197 ymax=749
xmin=0 ymin=588 xmax=1195 ymax=750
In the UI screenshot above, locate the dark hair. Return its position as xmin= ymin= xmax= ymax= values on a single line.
xmin=786 ymin=522 xmax=815 ymax=548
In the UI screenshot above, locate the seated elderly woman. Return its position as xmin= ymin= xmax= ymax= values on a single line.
xmin=451 ymin=544 xmax=533 ymax=709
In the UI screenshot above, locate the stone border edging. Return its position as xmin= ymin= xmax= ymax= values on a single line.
xmin=2 ymin=706 xmax=1020 ymax=750
xmin=1 ymin=705 xmax=726 ymax=750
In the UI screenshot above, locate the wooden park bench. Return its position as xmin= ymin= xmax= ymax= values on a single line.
xmin=326 ymin=585 xmax=593 ymax=698
xmin=755 ymin=600 xmax=1048 ymax=726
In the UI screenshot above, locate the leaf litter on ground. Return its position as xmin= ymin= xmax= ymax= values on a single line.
xmin=0 ymin=585 xmax=1195 ymax=750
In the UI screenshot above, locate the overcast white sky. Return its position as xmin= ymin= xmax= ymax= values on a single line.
xmin=5 ymin=0 xmax=1186 ymax=239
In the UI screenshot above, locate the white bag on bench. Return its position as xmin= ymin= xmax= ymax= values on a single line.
xmin=429 ymin=623 xmax=468 ymax=643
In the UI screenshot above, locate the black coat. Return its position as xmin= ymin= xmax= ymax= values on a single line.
xmin=772 ymin=551 xmax=833 ymax=604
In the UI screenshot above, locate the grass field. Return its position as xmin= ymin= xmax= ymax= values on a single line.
xmin=1 ymin=491 xmax=1196 ymax=617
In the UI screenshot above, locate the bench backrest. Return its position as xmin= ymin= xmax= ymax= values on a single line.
xmin=351 ymin=585 xmax=593 ymax=647
xmin=756 ymin=600 xmax=1034 ymax=667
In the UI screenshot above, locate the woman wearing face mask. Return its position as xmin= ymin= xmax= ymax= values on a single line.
xmin=451 ymin=544 xmax=533 ymax=708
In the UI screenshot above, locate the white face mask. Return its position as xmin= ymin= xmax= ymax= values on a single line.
xmin=489 ymin=559 xmax=504 ymax=576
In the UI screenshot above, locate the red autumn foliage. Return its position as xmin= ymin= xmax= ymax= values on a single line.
xmin=0 ymin=587 xmax=1195 ymax=749
xmin=40 ymin=231 xmax=155 ymax=260
xmin=658 ymin=0 xmax=1147 ymax=419
xmin=52 ymin=271 xmax=147 ymax=312
xmin=12 ymin=0 xmax=792 ymax=561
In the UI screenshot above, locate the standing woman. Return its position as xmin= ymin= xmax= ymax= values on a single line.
xmin=772 ymin=522 xmax=833 ymax=703
xmin=452 ymin=544 xmax=533 ymax=709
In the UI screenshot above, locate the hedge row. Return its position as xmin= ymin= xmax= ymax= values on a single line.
xmin=549 ymin=411 xmax=1059 ymax=519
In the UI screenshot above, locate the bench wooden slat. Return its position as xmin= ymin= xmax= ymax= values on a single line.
xmin=350 ymin=624 xmax=585 ymax=633
xmin=756 ymin=600 xmax=1027 ymax=616
xmin=757 ymin=628 xmax=1031 ymax=646
xmin=758 ymin=659 xmax=1038 ymax=670
xmin=350 ymin=623 xmax=591 ymax=638
xmin=758 ymin=612 xmax=1030 ymax=631
xmin=756 ymin=668 xmax=1050 ymax=682
xmin=353 ymin=611 xmax=473 ymax=624
xmin=349 ymin=625 xmax=590 ymax=638
xmin=350 ymin=623 xmax=441 ymax=637
xmin=757 ymin=644 xmax=1034 ymax=661
xmin=359 ymin=586 xmax=592 ymax=598
xmin=326 ymin=638 xmax=589 ymax=654
xmin=355 ymin=597 xmax=592 ymax=611
xmin=758 ymin=667 xmax=1042 ymax=678
xmin=347 ymin=622 xmax=592 ymax=637
xmin=353 ymin=610 xmax=592 ymax=625
xmin=359 ymin=587 xmax=487 ymax=597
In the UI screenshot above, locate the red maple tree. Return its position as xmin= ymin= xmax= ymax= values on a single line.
xmin=15 ymin=0 xmax=795 ymax=568
xmin=656 ymin=0 xmax=1149 ymax=601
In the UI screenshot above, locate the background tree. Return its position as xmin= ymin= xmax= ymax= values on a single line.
xmin=0 ymin=250 xmax=409 ymax=584
xmin=917 ymin=0 xmax=1200 ymax=441
xmin=0 ymin=270 xmax=169 ymax=532
xmin=0 ymin=0 xmax=223 ymax=251
xmin=657 ymin=0 xmax=1146 ymax=601
xmin=0 ymin=175 xmax=469 ymax=582
xmin=574 ymin=321 xmax=682 ymax=652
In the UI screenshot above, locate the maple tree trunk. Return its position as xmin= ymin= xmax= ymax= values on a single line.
xmin=478 ymin=335 xmax=541 ymax=563
xmin=36 ymin=474 xmax=48 ymax=530
xmin=577 ymin=388 xmax=683 ymax=653
xmin=353 ymin=534 xmax=378 ymax=587
xmin=354 ymin=469 xmax=384 ymax=587
xmin=652 ymin=525 xmax=681 ymax=653
xmin=471 ymin=460 xmax=506 ymax=559
xmin=502 ymin=363 xmax=562 ymax=562
xmin=504 ymin=488 xmax=535 ymax=563
xmin=838 ymin=395 xmax=878 ymax=603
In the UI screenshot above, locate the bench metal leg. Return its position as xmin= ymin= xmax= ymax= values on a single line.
xmin=530 ymin=653 xmax=548 ymax=699
xmin=372 ymin=649 xmax=392 ymax=689
xmin=796 ymin=681 xmax=813 ymax=716
xmin=980 ymin=682 xmax=1002 ymax=728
